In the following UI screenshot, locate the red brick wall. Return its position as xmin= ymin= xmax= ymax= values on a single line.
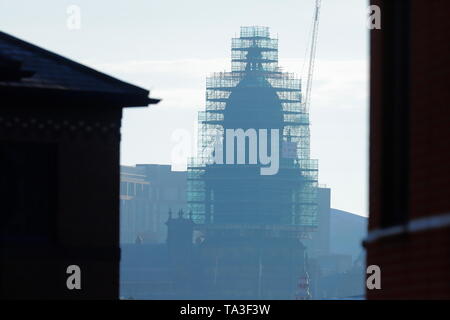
xmin=367 ymin=227 xmax=450 ymax=299
xmin=368 ymin=0 xmax=450 ymax=299
xmin=409 ymin=0 xmax=450 ymax=220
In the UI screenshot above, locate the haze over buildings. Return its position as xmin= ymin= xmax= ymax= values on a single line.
xmin=120 ymin=26 xmax=367 ymax=300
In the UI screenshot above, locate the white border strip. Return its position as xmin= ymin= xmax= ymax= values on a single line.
xmin=365 ymin=212 xmax=450 ymax=244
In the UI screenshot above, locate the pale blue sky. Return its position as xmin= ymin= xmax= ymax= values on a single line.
xmin=0 ymin=0 xmax=370 ymax=216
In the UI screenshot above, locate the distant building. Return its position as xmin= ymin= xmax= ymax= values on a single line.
xmin=329 ymin=209 xmax=367 ymax=262
xmin=185 ymin=26 xmax=319 ymax=299
xmin=307 ymin=206 xmax=367 ymax=300
xmin=314 ymin=257 xmax=365 ymax=300
xmin=122 ymin=27 xmax=321 ymax=300
xmin=120 ymin=164 xmax=187 ymax=244
xmin=120 ymin=211 xmax=198 ymax=300
xmin=0 ymin=31 xmax=159 ymax=299
xmin=120 ymin=243 xmax=173 ymax=299
xmin=367 ymin=0 xmax=450 ymax=299
xmin=120 ymin=166 xmax=152 ymax=243
xmin=304 ymin=187 xmax=331 ymax=258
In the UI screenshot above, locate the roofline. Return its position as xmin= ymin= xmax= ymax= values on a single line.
xmin=0 ymin=86 xmax=159 ymax=107
xmin=0 ymin=31 xmax=160 ymax=106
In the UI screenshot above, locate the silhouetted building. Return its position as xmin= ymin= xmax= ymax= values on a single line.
xmin=120 ymin=209 xmax=198 ymax=300
xmin=121 ymin=27 xmax=322 ymax=300
xmin=0 ymin=31 xmax=159 ymax=299
xmin=184 ymin=26 xmax=320 ymax=299
xmin=120 ymin=164 xmax=187 ymax=244
xmin=367 ymin=0 xmax=450 ymax=299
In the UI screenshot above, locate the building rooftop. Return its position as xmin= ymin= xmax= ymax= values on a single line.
xmin=0 ymin=31 xmax=159 ymax=107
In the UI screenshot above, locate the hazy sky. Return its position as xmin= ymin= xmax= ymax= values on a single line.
xmin=0 ymin=0 xmax=369 ymax=216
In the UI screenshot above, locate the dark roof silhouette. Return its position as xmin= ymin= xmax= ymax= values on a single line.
xmin=0 ymin=31 xmax=159 ymax=107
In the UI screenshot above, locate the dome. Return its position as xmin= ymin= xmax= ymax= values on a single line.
xmin=223 ymin=75 xmax=283 ymax=130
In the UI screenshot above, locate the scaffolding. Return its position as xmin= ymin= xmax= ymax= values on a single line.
xmin=188 ymin=26 xmax=318 ymax=234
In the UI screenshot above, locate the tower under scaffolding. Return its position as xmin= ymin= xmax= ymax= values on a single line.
xmin=188 ymin=26 xmax=319 ymax=236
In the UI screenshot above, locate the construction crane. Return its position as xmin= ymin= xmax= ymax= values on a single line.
xmin=303 ymin=0 xmax=322 ymax=112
